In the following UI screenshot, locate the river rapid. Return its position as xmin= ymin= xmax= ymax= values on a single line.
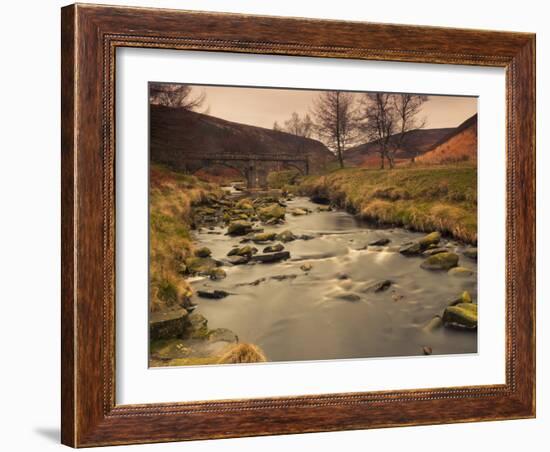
xmin=189 ymin=195 xmax=477 ymax=363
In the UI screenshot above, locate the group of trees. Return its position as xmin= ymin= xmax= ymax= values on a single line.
xmin=274 ymin=91 xmax=428 ymax=169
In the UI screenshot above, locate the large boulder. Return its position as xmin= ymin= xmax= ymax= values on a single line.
xmin=442 ymin=303 xmax=477 ymax=330
xmin=227 ymin=220 xmax=254 ymax=236
xmin=420 ymin=252 xmax=459 ymax=271
xmin=149 ymin=308 xmax=189 ymax=341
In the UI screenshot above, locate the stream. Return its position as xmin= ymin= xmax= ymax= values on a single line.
xmin=189 ymin=196 xmax=477 ymax=363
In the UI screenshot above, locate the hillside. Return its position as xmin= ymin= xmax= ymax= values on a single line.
xmin=416 ymin=114 xmax=477 ymax=164
xmin=150 ymin=105 xmax=335 ymax=175
xmin=344 ymin=128 xmax=454 ymax=167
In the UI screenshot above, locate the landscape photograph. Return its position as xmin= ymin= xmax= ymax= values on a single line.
xmin=148 ymin=82 xmax=478 ymax=367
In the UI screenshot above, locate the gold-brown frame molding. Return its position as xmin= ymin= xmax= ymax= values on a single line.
xmin=61 ymin=3 xmax=535 ymax=447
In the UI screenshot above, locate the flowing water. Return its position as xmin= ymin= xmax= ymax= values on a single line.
xmin=190 ymin=196 xmax=477 ymax=363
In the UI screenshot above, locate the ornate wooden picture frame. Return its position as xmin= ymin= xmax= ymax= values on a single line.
xmin=61 ymin=3 xmax=535 ymax=447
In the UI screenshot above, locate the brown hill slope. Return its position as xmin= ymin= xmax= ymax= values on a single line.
xmin=150 ymin=105 xmax=335 ymax=174
xmin=344 ymin=128 xmax=455 ymax=167
xmin=416 ymin=114 xmax=477 ymax=164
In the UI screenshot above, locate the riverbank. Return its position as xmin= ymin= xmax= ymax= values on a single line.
xmin=149 ymin=164 xmax=223 ymax=313
xmin=297 ymin=165 xmax=477 ymax=244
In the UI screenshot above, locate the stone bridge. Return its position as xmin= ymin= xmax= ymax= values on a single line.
xmin=186 ymin=153 xmax=309 ymax=188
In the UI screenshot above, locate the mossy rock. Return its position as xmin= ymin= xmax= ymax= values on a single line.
xmin=263 ymin=243 xmax=284 ymax=253
xmin=448 ymin=266 xmax=475 ymax=277
xmin=258 ymin=204 xmax=286 ymax=222
xmin=442 ymin=303 xmax=477 ymax=330
xmin=227 ymin=220 xmax=254 ymax=236
xmin=461 ymin=291 xmax=473 ymax=303
xmin=227 ymin=255 xmax=250 ymax=265
xmin=418 ymin=231 xmax=441 ymax=248
xmin=227 ymin=245 xmax=258 ymax=257
xmin=209 ymin=268 xmax=227 ymax=280
xmin=420 ymin=252 xmax=459 ymax=271
xmin=184 ymin=256 xmax=220 ymax=275
xmin=194 ymin=246 xmax=212 ymax=258
xmin=399 ymin=241 xmax=422 ymax=256
xmin=252 ymin=232 xmax=277 ymax=243
xmin=422 ymin=247 xmax=449 ymax=257
xmin=276 ymin=230 xmax=297 ymax=243
xmin=463 ymin=247 xmax=478 ymax=260
xmin=235 ymin=198 xmax=254 ymax=211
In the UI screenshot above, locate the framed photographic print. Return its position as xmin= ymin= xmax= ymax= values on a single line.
xmin=61 ymin=3 xmax=536 ymax=447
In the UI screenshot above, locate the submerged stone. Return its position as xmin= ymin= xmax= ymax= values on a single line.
xmin=368 ymin=238 xmax=391 ymax=246
xmin=197 ymin=290 xmax=232 ymax=300
xmin=363 ymin=280 xmax=393 ymax=293
xmin=333 ymin=292 xmax=361 ymax=302
xmin=448 ymin=266 xmax=475 ymax=277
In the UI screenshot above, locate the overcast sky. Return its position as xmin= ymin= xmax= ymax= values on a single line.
xmin=183 ymin=84 xmax=477 ymax=130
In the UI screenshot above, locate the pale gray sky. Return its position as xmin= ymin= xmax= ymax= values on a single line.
xmin=187 ymin=84 xmax=477 ymax=130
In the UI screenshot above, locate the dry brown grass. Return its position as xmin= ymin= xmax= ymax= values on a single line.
xmin=300 ymin=166 xmax=477 ymax=243
xmin=149 ymin=164 xmax=221 ymax=311
xmin=217 ymin=343 xmax=268 ymax=364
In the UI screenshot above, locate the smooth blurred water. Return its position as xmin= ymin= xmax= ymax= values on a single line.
xmin=190 ymin=197 xmax=477 ymax=363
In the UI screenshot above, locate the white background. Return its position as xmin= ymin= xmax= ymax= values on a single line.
xmin=117 ymin=49 xmax=505 ymax=404
xmin=0 ymin=0 xmax=546 ymax=451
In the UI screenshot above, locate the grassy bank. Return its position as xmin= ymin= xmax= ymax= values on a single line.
xmin=149 ymin=164 xmax=221 ymax=312
xmin=298 ymin=165 xmax=477 ymax=243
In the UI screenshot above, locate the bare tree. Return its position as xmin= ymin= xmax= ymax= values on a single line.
xmin=283 ymin=112 xmax=314 ymax=138
xmin=358 ymin=93 xmax=395 ymax=169
xmin=358 ymin=93 xmax=428 ymax=168
xmin=272 ymin=121 xmax=282 ymax=131
xmin=149 ymin=83 xmax=206 ymax=110
xmin=311 ymin=91 xmax=358 ymax=168
xmin=391 ymin=94 xmax=428 ymax=163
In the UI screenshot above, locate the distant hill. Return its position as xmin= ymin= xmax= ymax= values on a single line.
xmin=344 ymin=128 xmax=455 ymax=167
xmin=416 ymin=114 xmax=477 ymax=164
xmin=150 ymin=105 xmax=335 ymax=175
